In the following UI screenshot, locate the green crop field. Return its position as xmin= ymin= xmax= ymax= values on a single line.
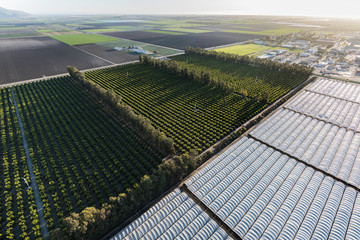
xmin=172 ymin=54 xmax=310 ymax=103
xmin=0 ymin=78 xmax=163 ymax=238
xmin=50 ymin=33 xmax=118 ymax=45
xmin=215 ymin=43 xmax=303 ymax=55
xmin=85 ymin=64 xmax=267 ymax=153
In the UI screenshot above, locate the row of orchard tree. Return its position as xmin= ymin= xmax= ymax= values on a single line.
xmin=184 ymin=46 xmax=314 ymax=76
xmin=140 ymin=47 xmax=313 ymax=103
xmin=139 ymin=54 xmax=236 ymax=93
xmin=51 ymin=149 xmax=203 ymax=240
xmin=67 ymin=66 xmax=174 ymax=156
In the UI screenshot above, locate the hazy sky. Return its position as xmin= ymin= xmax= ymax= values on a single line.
xmin=2 ymin=0 xmax=360 ymax=18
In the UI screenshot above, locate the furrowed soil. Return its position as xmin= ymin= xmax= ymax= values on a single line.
xmin=0 ymin=37 xmax=110 ymax=84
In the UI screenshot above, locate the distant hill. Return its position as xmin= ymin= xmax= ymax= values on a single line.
xmin=0 ymin=7 xmax=30 ymax=18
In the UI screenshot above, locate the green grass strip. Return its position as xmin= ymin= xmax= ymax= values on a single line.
xmin=215 ymin=43 xmax=302 ymax=55
xmin=50 ymin=33 xmax=119 ymax=45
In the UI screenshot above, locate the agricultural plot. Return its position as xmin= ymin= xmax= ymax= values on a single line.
xmin=104 ymin=31 xmax=262 ymax=50
xmin=185 ymin=136 xmax=360 ymax=239
xmin=75 ymin=44 xmax=138 ymax=64
xmin=214 ymin=43 xmax=277 ymax=56
xmin=84 ymin=26 xmax=147 ymax=32
xmin=185 ymin=23 xmax=274 ymax=33
xmin=0 ymin=77 xmax=163 ymax=237
xmin=115 ymin=134 xmax=360 ymax=239
xmin=116 ymin=79 xmax=360 ymax=239
xmin=0 ymin=28 xmax=39 ymax=38
xmin=50 ymin=33 xmax=118 ymax=45
xmin=223 ymin=27 xmax=306 ymax=35
xmin=162 ymin=28 xmax=212 ymax=33
xmin=97 ymin=39 xmax=182 ymax=56
xmin=145 ymin=29 xmax=185 ymax=35
xmin=83 ymin=28 xmax=120 ymax=33
xmin=36 ymin=29 xmax=81 ymax=36
xmin=172 ymin=54 xmax=309 ymax=103
xmin=112 ymin=189 xmax=232 ymax=240
xmin=0 ymin=37 xmax=109 ymax=84
xmin=85 ymin=64 xmax=267 ymax=153
xmin=251 ymin=78 xmax=360 ymax=186
xmin=0 ymin=88 xmax=42 ymax=239
xmin=214 ymin=43 xmax=302 ymax=56
xmin=104 ymin=30 xmax=172 ymax=40
xmin=83 ymin=21 xmax=147 ymax=28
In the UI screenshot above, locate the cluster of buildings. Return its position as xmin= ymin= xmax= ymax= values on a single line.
xmin=254 ymin=32 xmax=360 ymax=81
xmin=115 ymin=45 xmax=154 ymax=55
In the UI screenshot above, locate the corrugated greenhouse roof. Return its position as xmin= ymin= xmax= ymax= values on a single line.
xmin=112 ymin=78 xmax=360 ymax=240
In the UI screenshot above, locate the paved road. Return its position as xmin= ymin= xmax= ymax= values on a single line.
xmin=10 ymin=87 xmax=49 ymax=239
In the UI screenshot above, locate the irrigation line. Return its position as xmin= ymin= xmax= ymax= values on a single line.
xmin=10 ymin=87 xmax=49 ymax=239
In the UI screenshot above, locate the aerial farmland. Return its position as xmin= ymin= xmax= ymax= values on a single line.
xmin=1 ymin=6 xmax=360 ymax=240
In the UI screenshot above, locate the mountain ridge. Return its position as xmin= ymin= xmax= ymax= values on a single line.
xmin=0 ymin=6 xmax=30 ymax=18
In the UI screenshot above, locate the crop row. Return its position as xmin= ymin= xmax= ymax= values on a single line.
xmin=172 ymin=54 xmax=309 ymax=103
xmin=85 ymin=64 xmax=267 ymax=153
xmin=0 ymin=88 xmax=41 ymax=240
xmin=7 ymin=77 xmax=162 ymax=234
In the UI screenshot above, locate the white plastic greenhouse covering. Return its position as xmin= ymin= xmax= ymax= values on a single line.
xmin=306 ymin=79 xmax=360 ymax=103
xmin=185 ymin=138 xmax=360 ymax=239
xmin=251 ymin=79 xmax=360 ymax=186
xmin=112 ymin=78 xmax=360 ymax=240
xmin=285 ymin=91 xmax=360 ymax=130
xmin=111 ymin=189 xmax=233 ymax=240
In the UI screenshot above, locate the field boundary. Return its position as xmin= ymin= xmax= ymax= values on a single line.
xmin=205 ymin=39 xmax=259 ymax=51
xmin=0 ymin=60 xmax=138 ymax=88
xmin=97 ymin=33 xmax=183 ymax=52
xmin=0 ymin=51 xmax=187 ymax=89
xmin=10 ymin=87 xmax=50 ymax=240
xmin=70 ymin=45 xmax=116 ymax=65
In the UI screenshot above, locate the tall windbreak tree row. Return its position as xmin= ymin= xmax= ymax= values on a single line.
xmin=171 ymin=47 xmax=313 ymax=103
